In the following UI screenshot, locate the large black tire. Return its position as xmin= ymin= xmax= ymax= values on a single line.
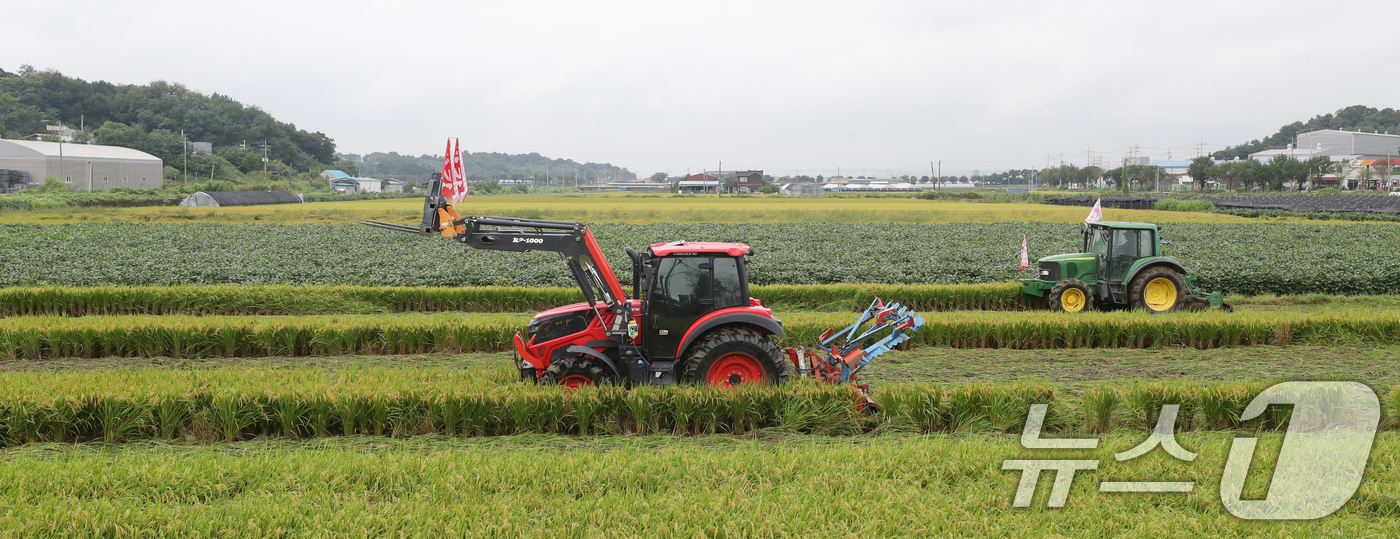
xmin=539 ymin=355 xmax=616 ymax=387
xmin=680 ymin=327 xmax=790 ymax=386
xmin=1129 ymin=267 xmax=1186 ymax=314
xmin=1047 ymin=278 xmax=1094 ymax=313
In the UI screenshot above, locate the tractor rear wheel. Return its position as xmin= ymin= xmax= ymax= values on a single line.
xmin=539 ymin=355 xmax=616 ymax=388
xmin=1129 ymin=267 xmax=1185 ymax=313
xmin=1048 ymin=279 xmax=1094 ymax=313
xmin=681 ymin=327 xmax=789 ymax=387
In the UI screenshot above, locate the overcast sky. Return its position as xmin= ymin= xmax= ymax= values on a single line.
xmin=6 ymin=1 xmax=1399 ymax=177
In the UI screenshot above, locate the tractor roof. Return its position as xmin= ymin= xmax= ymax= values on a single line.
xmin=648 ymin=241 xmax=752 ymax=257
xmin=1089 ymin=221 xmax=1159 ymax=231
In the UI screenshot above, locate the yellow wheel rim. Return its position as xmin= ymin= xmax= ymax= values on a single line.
xmin=1061 ymin=288 xmax=1086 ymax=312
xmin=1144 ymin=278 xmax=1178 ymax=311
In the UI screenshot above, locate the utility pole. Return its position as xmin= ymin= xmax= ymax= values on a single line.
xmin=182 ymin=130 xmax=188 ymax=189
xmin=261 ymin=140 xmax=271 ymax=181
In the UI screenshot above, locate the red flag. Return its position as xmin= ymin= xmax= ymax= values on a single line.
xmin=451 ymin=139 xmax=466 ymax=202
xmin=1019 ymin=235 xmax=1029 ymax=271
xmin=439 ymin=139 xmax=457 ymax=202
xmin=1084 ymin=197 xmax=1103 ymax=223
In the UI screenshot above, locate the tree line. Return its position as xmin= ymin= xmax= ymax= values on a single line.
xmin=0 ymin=66 xmax=336 ymax=172
xmin=348 ymin=151 xmax=635 ymax=185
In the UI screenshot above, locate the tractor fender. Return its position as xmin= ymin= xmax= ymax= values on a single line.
xmin=675 ymin=310 xmax=786 ymax=359
xmin=554 ymin=344 xmax=623 ymax=379
xmin=1124 ymin=259 xmax=1188 ymax=286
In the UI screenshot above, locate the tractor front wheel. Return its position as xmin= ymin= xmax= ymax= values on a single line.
xmin=1129 ymin=267 xmax=1185 ymax=313
xmin=681 ymin=327 xmax=789 ymax=387
xmin=539 ymin=355 xmax=616 ymax=388
xmin=1048 ymin=278 xmax=1094 ymax=313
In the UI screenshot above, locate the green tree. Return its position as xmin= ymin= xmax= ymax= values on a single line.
xmin=1303 ymin=156 xmax=1333 ymax=188
xmin=1187 ymin=157 xmax=1216 ymax=191
xmin=1268 ymin=155 xmax=1305 ymax=190
xmin=332 ymin=159 xmax=361 ymax=177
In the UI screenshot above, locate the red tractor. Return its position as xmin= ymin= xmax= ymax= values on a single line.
xmin=362 ymin=174 xmax=922 ymax=391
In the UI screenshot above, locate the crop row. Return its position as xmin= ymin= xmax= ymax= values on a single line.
xmin=3 ymin=222 xmax=1399 ymax=295
xmin=3 ymin=309 xmax=1399 ymax=360
xmin=0 ymin=365 xmax=1390 ymax=445
xmin=0 ymin=283 xmax=1033 ymax=317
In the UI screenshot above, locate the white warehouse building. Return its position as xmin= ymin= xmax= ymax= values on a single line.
xmin=0 ymin=139 xmax=164 ymax=191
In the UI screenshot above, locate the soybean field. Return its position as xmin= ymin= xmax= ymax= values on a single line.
xmin=2 ymin=221 xmax=1398 ymax=295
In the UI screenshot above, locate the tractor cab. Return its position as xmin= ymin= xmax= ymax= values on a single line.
xmin=1021 ymin=221 xmax=1224 ymax=313
xmin=626 ymin=241 xmax=781 ymax=363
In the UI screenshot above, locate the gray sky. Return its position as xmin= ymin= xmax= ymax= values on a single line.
xmin=7 ymin=0 xmax=1399 ymax=177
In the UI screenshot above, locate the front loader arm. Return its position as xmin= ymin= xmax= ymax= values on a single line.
xmin=357 ymin=174 xmax=632 ymax=339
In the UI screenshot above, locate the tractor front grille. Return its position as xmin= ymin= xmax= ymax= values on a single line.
xmin=1038 ymin=261 xmax=1061 ymax=282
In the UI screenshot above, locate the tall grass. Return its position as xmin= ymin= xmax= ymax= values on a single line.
xmin=0 ymin=367 xmax=1379 ymax=447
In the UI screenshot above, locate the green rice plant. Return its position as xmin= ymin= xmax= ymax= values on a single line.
xmin=946 ymin=385 xmax=992 ymax=433
xmin=1081 ymin=386 xmax=1121 ymax=434
xmin=1197 ymin=384 xmax=1251 ymax=430
xmin=668 ymin=386 xmax=701 ymax=435
xmin=624 ymin=386 xmax=661 ymax=434
xmin=460 ymin=393 xmax=495 ymax=436
xmin=334 ymin=392 xmax=369 ymax=436
xmin=268 ymin=393 xmax=308 ymax=438
xmin=151 ymin=394 xmax=191 ymax=440
xmin=305 ymin=394 xmax=334 ymax=437
xmin=566 ymin=388 xmax=602 ymax=435
xmin=875 ymin=384 xmax=946 ymax=433
xmin=211 ymin=393 xmax=260 ymax=442
xmin=94 ymin=396 xmax=148 ymax=443
xmin=1124 ymin=383 xmax=1199 ymax=431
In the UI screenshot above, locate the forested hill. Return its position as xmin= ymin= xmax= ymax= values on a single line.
xmin=1213 ymin=105 xmax=1400 ymax=160
xmin=0 ymin=66 xmax=335 ymax=170
xmin=349 ymin=151 xmax=636 ymax=183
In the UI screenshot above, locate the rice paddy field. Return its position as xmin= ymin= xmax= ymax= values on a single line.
xmin=0 ymin=193 xmax=1364 ymax=225
xmin=1 ymin=191 xmax=1397 ymax=537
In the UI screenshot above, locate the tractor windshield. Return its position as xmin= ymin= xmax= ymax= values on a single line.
xmin=1091 ymin=228 xmax=1110 ymax=261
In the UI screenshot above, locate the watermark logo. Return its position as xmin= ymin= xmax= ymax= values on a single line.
xmin=1002 ymin=381 xmax=1379 ymax=519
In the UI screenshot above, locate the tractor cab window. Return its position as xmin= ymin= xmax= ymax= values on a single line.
xmin=1091 ymin=228 xmax=1110 ymax=261
xmin=1108 ymin=229 xmax=1150 ymax=282
xmin=654 ymin=257 xmax=710 ymax=310
xmin=713 ymin=257 xmax=744 ymax=309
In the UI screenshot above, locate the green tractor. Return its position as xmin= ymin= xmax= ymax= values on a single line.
xmin=1019 ymin=221 xmax=1230 ymax=313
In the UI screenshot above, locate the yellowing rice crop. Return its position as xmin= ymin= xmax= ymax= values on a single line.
xmin=0 ymin=194 xmax=1340 ymax=225
xmin=3 ymin=309 xmax=1400 ymax=361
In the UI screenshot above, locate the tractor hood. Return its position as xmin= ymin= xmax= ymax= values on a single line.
xmin=532 ymin=298 xmax=644 ymax=321
xmin=534 ymin=302 xmax=593 ymax=319
xmin=1037 ymin=252 xmax=1095 ymax=264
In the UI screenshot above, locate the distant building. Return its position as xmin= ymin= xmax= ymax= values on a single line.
xmin=1250 ymin=130 xmax=1400 ymax=163
xmin=823 ymin=181 xmax=935 ymax=192
xmin=706 ymin=170 xmax=764 ymax=193
xmin=679 ymin=173 xmax=720 ymax=194
xmin=780 ymin=183 xmax=825 ymax=197
xmin=322 ymin=169 xmax=382 ymax=193
xmin=0 ymin=139 xmax=163 ymax=191
xmin=381 ymin=178 xmax=405 ymax=193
